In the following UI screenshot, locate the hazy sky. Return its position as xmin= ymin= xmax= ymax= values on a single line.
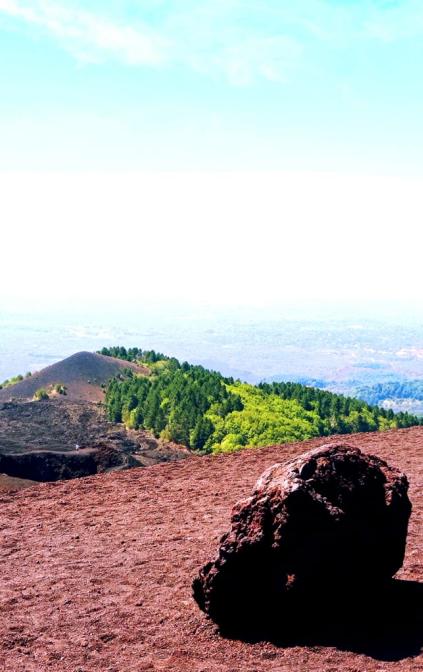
xmin=1 ymin=2 xmax=422 ymax=308
xmin=2 ymin=171 xmax=422 ymax=307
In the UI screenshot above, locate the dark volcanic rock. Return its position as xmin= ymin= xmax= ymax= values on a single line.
xmin=0 ymin=445 xmax=138 ymax=482
xmin=193 ymin=443 xmax=412 ymax=630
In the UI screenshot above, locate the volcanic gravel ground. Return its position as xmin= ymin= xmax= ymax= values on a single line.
xmin=1 ymin=428 xmax=422 ymax=672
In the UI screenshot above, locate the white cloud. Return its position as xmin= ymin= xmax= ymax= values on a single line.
xmin=0 ymin=0 xmax=303 ymax=83
xmin=0 ymin=0 xmax=168 ymax=65
xmin=1 ymin=0 xmax=422 ymax=84
xmin=363 ymin=1 xmax=423 ymax=42
xmin=213 ymin=36 xmax=302 ymax=86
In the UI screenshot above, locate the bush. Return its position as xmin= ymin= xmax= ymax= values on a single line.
xmin=0 ymin=374 xmax=24 ymax=389
xmin=34 ymin=388 xmax=49 ymax=401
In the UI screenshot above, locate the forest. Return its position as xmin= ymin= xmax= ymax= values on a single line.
xmin=100 ymin=347 xmax=422 ymax=453
xmin=356 ymin=380 xmax=423 ymax=405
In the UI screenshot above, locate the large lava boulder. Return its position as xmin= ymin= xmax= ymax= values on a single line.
xmin=193 ymin=444 xmax=411 ymax=630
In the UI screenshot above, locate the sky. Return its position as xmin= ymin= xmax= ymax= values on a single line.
xmin=1 ymin=1 xmax=423 ymax=309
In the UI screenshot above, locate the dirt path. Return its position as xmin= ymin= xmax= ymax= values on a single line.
xmin=1 ymin=427 xmax=422 ymax=671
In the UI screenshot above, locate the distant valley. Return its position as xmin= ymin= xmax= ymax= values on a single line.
xmin=1 ymin=309 xmax=423 ymax=414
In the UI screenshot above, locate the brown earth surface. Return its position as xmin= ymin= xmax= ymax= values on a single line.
xmin=0 ymin=351 xmax=148 ymax=403
xmin=1 ymin=427 xmax=422 ymax=672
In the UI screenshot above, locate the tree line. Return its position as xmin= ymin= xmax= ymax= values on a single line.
xmin=101 ymin=346 xmax=422 ymax=453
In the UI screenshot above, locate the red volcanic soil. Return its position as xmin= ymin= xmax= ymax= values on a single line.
xmin=0 ymin=351 xmax=148 ymax=403
xmin=1 ymin=428 xmax=422 ymax=672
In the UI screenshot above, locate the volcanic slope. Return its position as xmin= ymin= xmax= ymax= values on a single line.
xmin=0 ymin=399 xmax=188 ymax=487
xmin=1 ymin=427 xmax=422 ymax=672
xmin=0 ymin=351 xmax=148 ymax=402
xmin=0 ymin=353 xmax=187 ymax=488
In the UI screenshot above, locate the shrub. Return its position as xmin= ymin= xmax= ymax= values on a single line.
xmin=34 ymin=388 xmax=49 ymax=401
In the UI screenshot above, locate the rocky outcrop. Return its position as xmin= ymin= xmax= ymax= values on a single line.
xmin=0 ymin=445 xmax=138 ymax=482
xmin=193 ymin=443 xmax=412 ymax=630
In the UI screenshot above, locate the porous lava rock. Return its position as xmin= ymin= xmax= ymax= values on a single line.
xmin=193 ymin=443 xmax=412 ymax=630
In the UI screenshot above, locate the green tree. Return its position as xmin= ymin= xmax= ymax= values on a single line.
xmin=190 ymin=416 xmax=214 ymax=451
